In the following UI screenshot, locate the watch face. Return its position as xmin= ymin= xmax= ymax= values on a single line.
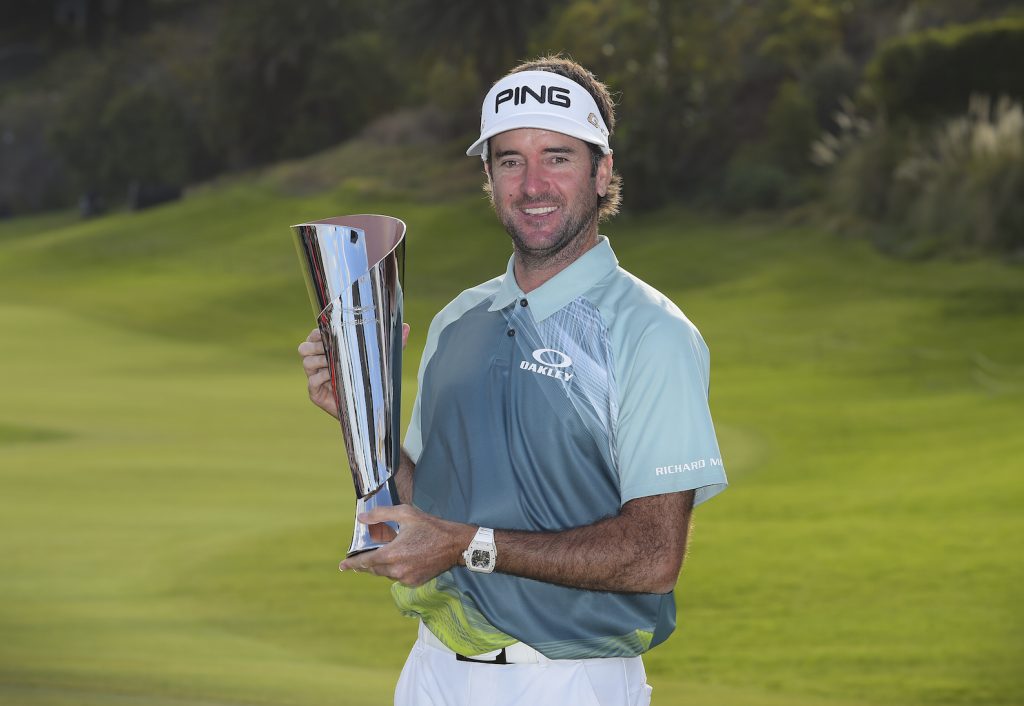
xmin=470 ymin=549 xmax=491 ymax=568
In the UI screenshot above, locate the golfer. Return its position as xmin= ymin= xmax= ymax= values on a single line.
xmin=299 ymin=55 xmax=727 ymax=705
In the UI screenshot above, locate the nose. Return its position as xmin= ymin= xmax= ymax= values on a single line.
xmin=521 ymin=162 xmax=550 ymax=198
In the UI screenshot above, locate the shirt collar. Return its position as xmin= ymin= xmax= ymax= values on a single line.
xmin=488 ymin=236 xmax=619 ymax=321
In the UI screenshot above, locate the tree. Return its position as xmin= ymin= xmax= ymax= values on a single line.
xmin=394 ymin=0 xmax=566 ymax=86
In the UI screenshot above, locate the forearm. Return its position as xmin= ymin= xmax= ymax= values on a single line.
xmin=487 ymin=491 xmax=695 ymax=594
xmin=393 ymin=448 xmax=416 ymax=505
xmin=344 ymin=488 xmax=695 ymax=593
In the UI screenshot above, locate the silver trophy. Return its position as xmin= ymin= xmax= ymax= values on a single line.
xmin=291 ymin=214 xmax=406 ymax=556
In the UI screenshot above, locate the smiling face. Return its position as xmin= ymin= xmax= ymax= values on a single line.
xmin=487 ymin=128 xmax=612 ymax=268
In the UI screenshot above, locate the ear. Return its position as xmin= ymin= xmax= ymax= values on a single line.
xmin=595 ymin=154 xmax=613 ymax=197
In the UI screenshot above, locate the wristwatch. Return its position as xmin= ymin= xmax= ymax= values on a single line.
xmin=463 ymin=527 xmax=497 ymax=573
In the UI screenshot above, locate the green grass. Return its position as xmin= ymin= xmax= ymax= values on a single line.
xmin=1 ymin=140 xmax=1022 ymax=706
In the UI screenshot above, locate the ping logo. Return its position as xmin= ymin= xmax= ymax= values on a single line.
xmin=495 ymin=85 xmax=571 ymax=113
xmin=519 ymin=348 xmax=574 ymax=381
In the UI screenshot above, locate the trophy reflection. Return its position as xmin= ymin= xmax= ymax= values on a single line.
xmin=291 ymin=215 xmax=405 ymax=556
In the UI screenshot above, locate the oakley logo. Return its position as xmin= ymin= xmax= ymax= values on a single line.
xmin=495 ymin=85 xmax=571 ymax=113
xmin=519 ymin=348 xmax=574 ymax=382
xmin=532 ymin=348 xmax=573 ymax=368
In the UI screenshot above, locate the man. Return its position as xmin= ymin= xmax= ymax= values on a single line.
xmin=298 ymin=56 xmax=727 ymax=705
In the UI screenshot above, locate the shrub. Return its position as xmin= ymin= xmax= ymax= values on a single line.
xmin=895 ymin=95 xmax=1024 ymax=252
xmin=722 ymin=160 xmax=788 ymax=211
xmin=804 ymin=51 xmax=859 ymax=130
xmin=828 ymin=124 xmax=909 ymax=222
xmin=762 ymin=81 xmax=821 ymax=174
xmin=818 ymin=95 xmax=1024 ymax=254
xmin=867 ymin=17 xmax=1024 ymax=123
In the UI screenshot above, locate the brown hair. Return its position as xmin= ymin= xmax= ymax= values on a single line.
xmin=483 ymin=54 xmax=622 ymax=221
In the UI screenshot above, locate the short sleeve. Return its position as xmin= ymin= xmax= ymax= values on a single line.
xmin=614 ymin=321 xmax=727 ymax=507
xmin=403 ymin=389 xmax=423 ymax=463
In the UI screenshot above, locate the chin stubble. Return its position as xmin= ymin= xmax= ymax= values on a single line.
xmin=500 ymin=193 xmax=600 ymax=270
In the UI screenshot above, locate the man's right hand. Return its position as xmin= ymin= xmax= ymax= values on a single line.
xmin=298 ymin=328 xmax=338 ymax=419
xmin=297 ymin=324 xmax=411 ymax=419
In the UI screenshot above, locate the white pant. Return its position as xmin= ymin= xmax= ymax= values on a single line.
xmin=394 ymin=623 xmax=653 ymax=706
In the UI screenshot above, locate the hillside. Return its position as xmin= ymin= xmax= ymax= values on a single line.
xmin=0 ymin=139 xmax=1022 ymax=706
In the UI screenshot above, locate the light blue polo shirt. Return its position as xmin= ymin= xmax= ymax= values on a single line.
xmin=393 ymin=236 xmax=727 ymax=659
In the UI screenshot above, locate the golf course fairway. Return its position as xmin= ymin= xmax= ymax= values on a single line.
xmin=1 ymin=142 xmax=1021 ymax=706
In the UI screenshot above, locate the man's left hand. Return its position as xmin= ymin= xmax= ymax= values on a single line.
xmin=339 ymin=505 xmax=475 ymax=587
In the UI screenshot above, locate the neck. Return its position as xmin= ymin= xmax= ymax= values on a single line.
xmin=513 ymin=230 xmax=599 ymax=293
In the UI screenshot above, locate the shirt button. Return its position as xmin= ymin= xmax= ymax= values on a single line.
xmin=507 ymin=329 xmax=516 ymax=337
xmin=520 ymin=298 xmax=528 ymax=307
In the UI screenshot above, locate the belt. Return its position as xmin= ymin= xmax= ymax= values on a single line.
xmin=419 ymin=622 xmax=545 ymax=665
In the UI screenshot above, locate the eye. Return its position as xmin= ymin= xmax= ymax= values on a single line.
xmin=500 ymin=158 xmax=520 ymax=168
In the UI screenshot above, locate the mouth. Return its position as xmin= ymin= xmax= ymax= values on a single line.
xmin=520 ymin=205 xmax=559 ymax=216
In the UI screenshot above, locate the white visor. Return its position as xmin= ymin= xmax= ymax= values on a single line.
xmin=466 ymin=70 xmax=611 ymax=158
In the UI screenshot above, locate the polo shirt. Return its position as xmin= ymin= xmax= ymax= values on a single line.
xmin=392 ymin=236 xmax=727 ymax=659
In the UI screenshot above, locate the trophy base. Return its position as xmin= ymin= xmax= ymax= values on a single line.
xmin=346 ymin=479 xmax=400 ymax=557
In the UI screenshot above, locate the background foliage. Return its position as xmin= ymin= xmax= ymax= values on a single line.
xmin=866 ymin=17 xmax=1024 ymax=122
xmin=1 ymin=0 xmax=1022 ymax=254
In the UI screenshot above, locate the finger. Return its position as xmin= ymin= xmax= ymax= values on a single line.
xmin=339 ymin=556 xmax=366 ymax=572
xmin=402 ymin=323 xmax=410 ymax=349
xmin=340 ymin=550 xmax=388 ymax=574
xmin=308 ymin=328 xmax=322 ymax=342
xmin=297 ymin=341 xmax=325 ymax=357
xmin=340 ymin=559 xmax=370 ymax=573
xmin=308 ymin=369 xmax=332 ymax=389
xmin=302 ymin=354 xmax=328 ymax=373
